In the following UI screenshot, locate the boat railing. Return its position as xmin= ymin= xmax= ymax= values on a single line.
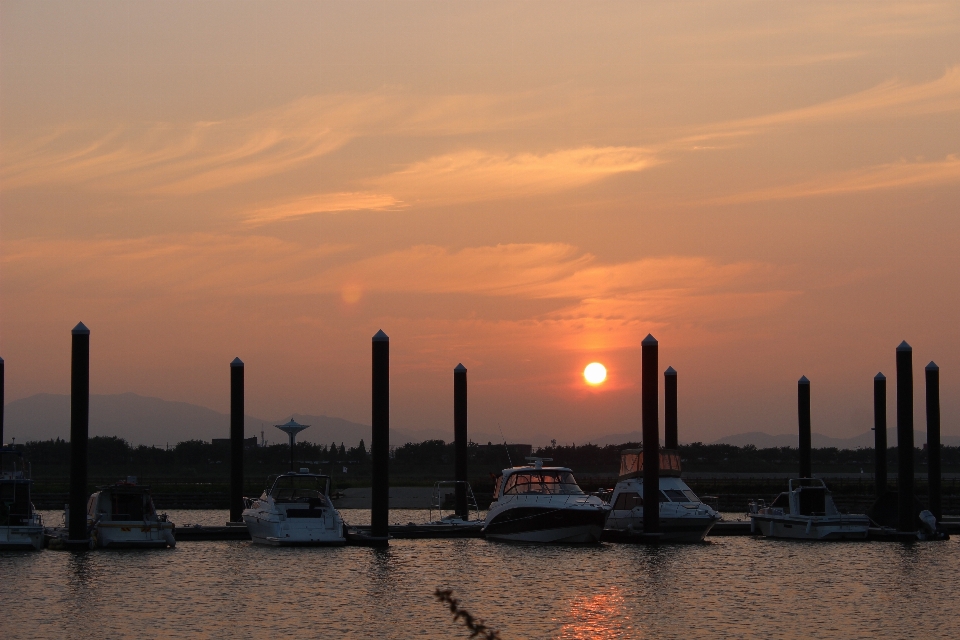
xmin=429 ymin=481 xmax=481 ymax=523
xmin=787 ymin=478 xmax=828 ymax=491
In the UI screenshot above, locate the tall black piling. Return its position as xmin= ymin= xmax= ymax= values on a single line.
xmin=69 ymin=322 xmax=90 ymax=543
xmin=454 ymin=363 xmax=468 ymax=520
xmin=641 ymin=334 xmax=659 ymax=536
xmin=664 ymin=366 xmax=678 ymax=450
xmin=896 ymin=341 xmax=915 ymax=532
xmin=0 ymin=356 xmax=4 ymax=445
xmin=873 ymin=373 xmax=887 ymax=497
xmin=798 ymin=376 xmax=811 ymax=479
xmin=371 ymin=330 xmax=390 ymax=542
xmin=229 ymin=357 xmax=244 ymax=523
xmin=925 ymin=361 xmax=941 ymax=522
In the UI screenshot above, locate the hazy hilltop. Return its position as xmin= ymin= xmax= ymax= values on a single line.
xmin=3 ymin=393 xmax=371 ymax=448
xmin=5 ymin=393 xmax=958 ymax=449
xmin=4 ymin=393 xmax=480 ymax=448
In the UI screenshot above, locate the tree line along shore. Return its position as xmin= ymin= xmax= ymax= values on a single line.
xmin=13 ymin=436 xmax=960 ymax=513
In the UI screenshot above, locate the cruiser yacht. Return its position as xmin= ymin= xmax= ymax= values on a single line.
xmin=749 ymin=478 xmax=869 ymax=540
xmin=242 ymin=470 xmax=345 ymax=546
xmin=482 ymin=458 xmax=610 ymax=543
xmin=0 ymin=446 xmax=44 ymax=550
xmin=86 ymin=478 xmax=176 ymax=549
xmin=603 ymin=449 xmax=720 ymax=542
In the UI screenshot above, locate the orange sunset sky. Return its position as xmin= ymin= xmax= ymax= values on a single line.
xmin=1 ymin=1 xmax=958 ymax=445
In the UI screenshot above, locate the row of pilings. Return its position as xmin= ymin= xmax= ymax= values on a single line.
xmin=19 ymin=324 xmax=471 ymax=547
xmin=797 ymin=340 xmax=944 ymax=531
xmin=0 ymin=323 xmax=947 ymax=543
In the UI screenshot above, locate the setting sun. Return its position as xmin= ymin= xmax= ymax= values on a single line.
xmin=583 ymin=362 xmax=607 ymax=385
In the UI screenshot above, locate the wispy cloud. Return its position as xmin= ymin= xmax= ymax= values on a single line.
xmin=242 ymin=145 xmax=659 ymax=223
xmin=681 ymin=65 xmax=960 ymax=146
xmin=1 ymin=91 xmax=554 ymax=195
xmin=244 ymin=192 xmax=404 ymax=225
xmin=712 ymin=155 xmax=960 ymax=204
xmin=370 ymin=146 xmax=658 ymax=207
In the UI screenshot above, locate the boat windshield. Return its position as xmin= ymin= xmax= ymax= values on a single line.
xmin=270 ymin=475 xmax=327 ymax=501
xmin=658 ymin=488 xmax=702 ymax=503
xmin=502 ymin=471 xmax=584 ymax=496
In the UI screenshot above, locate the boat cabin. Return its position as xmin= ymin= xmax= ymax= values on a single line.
xmin=766 ymin=479 xmax=836 ymax=517
xmin=87 ymin=480 xmax=159 ymax=522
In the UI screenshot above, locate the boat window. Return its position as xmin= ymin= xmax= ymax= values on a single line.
xmin=492 ymin=475 xmax=503 ymax=498
xmin=613 ymin=492 xmax=643 ymax=510
xmin=663 ymin=489 xmax=690 ymax=502
xmin=682 ymin=489 xmax=700 ymax=503
xmin=271 ymin=475 xmax=326 ymax=501
xmin=502 ymin=471 xmax=585 ymax=495
xmin=111 ymin=493 xmax=144 ymax=521
xmin=797 ymin=487 xmax=826 ymax=516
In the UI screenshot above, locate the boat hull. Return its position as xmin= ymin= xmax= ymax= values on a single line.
xmin=602 ymin=514 xmax=718 ymax=543
xmin=483 ymin=505 xmax=608 ymax=543
xmin=750 ymin=515 xmax=869 ymax=540
xmin=94 ymin=522 xmax=176 ymax=549
xmin=243 ymin=511 xmax=346 ymax=546
xmin=0 ymin=525 xmax=45 ymax=550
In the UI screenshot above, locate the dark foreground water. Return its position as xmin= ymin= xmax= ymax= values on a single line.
xmin=3 ymin=510 xmax=958 ymax=639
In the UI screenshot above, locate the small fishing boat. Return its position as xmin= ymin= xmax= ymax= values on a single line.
xmin=420 ymin=480 xmax=485 ymax=532
xmin=242 ymin=469 xmax=346 ymax=546
xmin=482 ymin=458 xmax=610 ymax=543
xmin=603 ymin=448 xmax=721 ymax=542
xmin=749 ymin=478 xmax=869 ymax=540
xmin=0 ymin=446 xmax=45 ymax=550
xmin=86 ymin=478 xmax=176 ymax=549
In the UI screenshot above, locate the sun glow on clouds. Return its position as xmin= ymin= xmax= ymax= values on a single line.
xmin=2 ymin=236 xmax=796 ymax=362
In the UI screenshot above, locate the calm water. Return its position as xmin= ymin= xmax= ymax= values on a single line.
xmin=3 ymin=510 xmax=958 ymax=639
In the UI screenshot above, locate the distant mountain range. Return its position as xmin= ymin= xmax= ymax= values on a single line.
xmin=584 ymin=428 xmax=960 ymax=448
xmin=3 ymin=393 xmax=376 ymax=448
xmin=4 ymin=392 xmax=957 ymax=449
xmin=710 ymin=429 xmax=960 ymax=449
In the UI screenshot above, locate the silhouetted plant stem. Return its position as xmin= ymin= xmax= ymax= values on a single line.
xmin=434 ymin=588 xmax=502 ymax=639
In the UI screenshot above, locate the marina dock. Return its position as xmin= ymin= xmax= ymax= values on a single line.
xmin=163 ymin=517 xmax=955 ymax=543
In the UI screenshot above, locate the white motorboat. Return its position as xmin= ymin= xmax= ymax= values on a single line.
xmin=86 ymin=478 xmax=176 ymax=549
xmin=603 ymin=449 xmax=721 ymax=543
xmin=242 ymin=469 xmax=345 ymax=546
xmin=482 ymin=458 xmax=611 ymax=543
xmin=749 ymin=478 xmax=869 ymax=540
xmin=0 ymin=446 xmax=44 ymax=550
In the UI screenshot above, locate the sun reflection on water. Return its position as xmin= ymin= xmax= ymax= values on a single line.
xmin=559 ymin=587 xmax=635 ymax=640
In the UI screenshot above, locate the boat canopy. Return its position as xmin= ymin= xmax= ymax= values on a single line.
xmin=499 ymin=470 xmax=585 ymax=496
xmin=269 ymin=474 xmax=330 ymax=501
xmin=619 ymin=449 xmax=682 ymax=479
